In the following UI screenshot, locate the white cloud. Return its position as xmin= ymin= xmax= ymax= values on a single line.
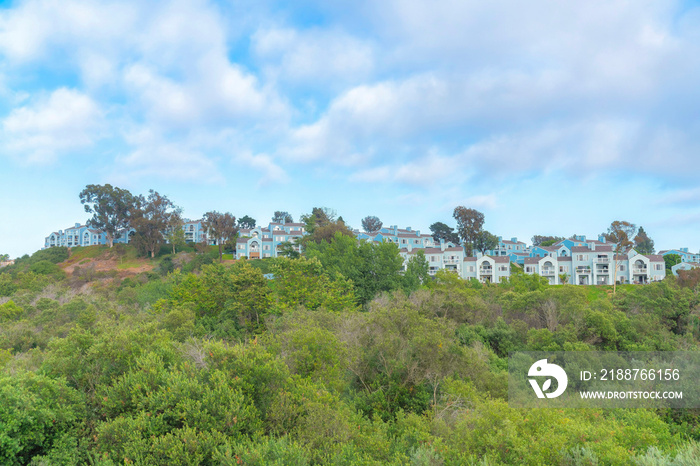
xmin=235 ymin=152 xmax=289 ymax=186
xmin=252 ymin=27 xmax=375 ymax=86
xmin=1 ymin=88 xmax=103 ymax=163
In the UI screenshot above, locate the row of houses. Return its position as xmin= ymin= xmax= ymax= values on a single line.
xmin=44 ymin=219 xmax=693 ymax=285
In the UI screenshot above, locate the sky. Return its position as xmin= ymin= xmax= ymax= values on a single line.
xmin=1 ymin=0 xmax=700 ymax=258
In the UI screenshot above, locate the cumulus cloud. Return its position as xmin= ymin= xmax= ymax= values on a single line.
xmin=1 ymin=88 xmax=103 ymax=163
xmin=252 ymin=27 xmax=375 ymax=87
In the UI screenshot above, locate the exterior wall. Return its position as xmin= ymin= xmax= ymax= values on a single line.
xmin=44 ymin=223 xmax=108 ymax=248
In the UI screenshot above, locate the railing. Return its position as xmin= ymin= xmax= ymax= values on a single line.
xmin=633 ymin=267 xmax=648 ymax=274
xmin=594 ymin=257 xmax=610 ymax=263
xmin=576 ymin=267 xmax=591 ymax=274
xmin=541 ymin=268 xmax=555 ymax=275
xmin=443 ymin=258 xmax=460 ymax=264
xmin=479 ymin=268 xmax=493 ymax=274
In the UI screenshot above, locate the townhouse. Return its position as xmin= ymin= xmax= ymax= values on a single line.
xmin=45 ymin=223 xmax=110 ymax=248
xmin=463 ymin=255 xmax=511 ymax=283
xmin=235 ymin=222 xmax=306 ymax=259
xmin=672 ymin=261 xmax=700 ymax=276
xmin=357 ymin=225 xmax=436 ymax=249
xmin=485 ymin=236 xmax=527 ymax=258
xmin=659 ymin=248 xmax=700 ymax=264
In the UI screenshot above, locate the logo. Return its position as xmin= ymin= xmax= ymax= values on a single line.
xmin=528 ymin=359 xmax=568 ymax=398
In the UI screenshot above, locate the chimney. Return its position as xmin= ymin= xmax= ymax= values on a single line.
xmin=75 ymin=223 xmax=81 ymax=228
xmin=440 ymin=238 xmax=445 ymax=251
xmin=511 ymin=237 xmax=517 ymax=243
xmin=598 ymin=234 xmax=606 ymax=243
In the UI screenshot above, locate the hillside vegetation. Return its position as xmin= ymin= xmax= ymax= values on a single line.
xmin=1 ymin=242 xmax=700 ymax=464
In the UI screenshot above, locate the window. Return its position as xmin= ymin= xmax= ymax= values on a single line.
xmin=526 ymin=266 xmax=533 ymax=273
xmin=402 ymin=239 xmax=407 ymax=244
xmin=655 ymin=264 xmax=662 ymax=271
xmin=577 ymin=254 xmax=588 ymax=261
xmin=499 ymin=266 xmax=507 ymax=272
xmin=263 ymin=245 xmax=270 ymax=250
xmin=469 ymin=266 xmax=474 ymax=272
xmin=238 ymin=245 xmax=244 ymax=250
xmin=430 ymin=256 xmax=437 ymax=262
xmin=619 ymin=265 xmax=625 ymax=271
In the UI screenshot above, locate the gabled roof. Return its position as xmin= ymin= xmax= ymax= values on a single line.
xmin=646 ymin=254 xmax=664 ymax=262
xmin=593 ymin=245 xmax=613 ymax=252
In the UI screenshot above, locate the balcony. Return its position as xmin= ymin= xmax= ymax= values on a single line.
xmin=541 ymin=268 xmax=555 ymax=276
xmin=594 ymin=257 xmax=610 ymax=264
xmin=444 ymin=258 xmax=460 ymax=264
xmin=633 ymin=267 xmax=648 ymax=274
xmin=479 ymin=267 xmax=493 ymax=275
xmin=576 ymin=267 xmax=591 ymax=274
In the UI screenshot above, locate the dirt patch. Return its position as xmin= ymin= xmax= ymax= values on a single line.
xmin=62 ymin=257 xmax=154 ymax=278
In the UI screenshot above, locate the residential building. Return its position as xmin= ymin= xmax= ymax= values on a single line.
xmin=235 ymin=222 xmax=306 ymax=259
xmin=463 ymin=255 xmax=511 ymax=283
xmin=399 ymin=244 xmax=465 ymax=276
xmin=485 ymin=236 xmax=527 ymax=257
xmin=672 ymin=262 xmax=700 ymax=276
xmin=45 ymin=223 xmax=107 ymax=249
xmin=356 ymin=225 xmax=436 ymax=249
xmin=659 ymin=248 xmax=700 ymax=264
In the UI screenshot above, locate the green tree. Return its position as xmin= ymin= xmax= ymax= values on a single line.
xmin=0 ymin=254 xmax=9 ymax=262
xmin=238 ymin=215 xmax=256 ymax=229
xmin=305 ymin=233 xmax=404 ymax=305
xmin=607 ymin=220 xmax=637 ymax=293
xmin=531 ymin=235 xmax=564 ymax=247
xmin=132 ymin=190 xmax=181 ymax=258
xmin=361 ymin=215 xmax=383 ymax=232
xmin=278 ymin=241 xmax=301 ymax=259
xmin=474 ymin=230 xmax=499 ymax=254
xmin=664 ymin=254 xmax=681 ymax=276
xmin=429 ymin=222 xmax=460 ymax=244
xmin=165 ymin=213 xmax=186 ymax=254
xmin=203 ymin=211 xmax=238 ymax=262
xmin=79 ymin=184 xmax=139 ymax=248
xmin=453 ymin=206 xmax=485 ymax=256
xmin=272 ymin=211 xmax=294 ymax=223
xmin=403 ymin=250 xmax=429 ymax=292
xmin=634 ymin=226 xmax=655 ymax=254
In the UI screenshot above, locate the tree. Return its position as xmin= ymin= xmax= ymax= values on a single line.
xmin=664 ymin=254 xmax=681 ymax=276
xmin=361 ymin=216 xmax=383 ymax=233
xmin=79 ymin=184 xmax=138 ymax=248
xmin=131 ymin=190 xmax=181 ymax=258
xmin=532 ymin=235 xmax=564 ymax=247
xmin=237 ymin=215 xmax=256 ymax=229
xmin=453 ymin=206 xmax=485 ymax=256
xmin=403 ymin=250 xmax=430 ymax=292
xmin=0 ymin=254 xmax=9 ymax=262
xmin=429 ymin=222 xmax=460 ymax=245
xmin=277 ymin=241 xmax=301 ymax=259
xmin=606 ymin=220 xmax=637 ymax=294
xmin=203 ymin=211 xmax=238 ymax=262
xmin=165 ymin=212 xmax=186 ymax=254
xmin=272 ymin=211 xmax=294 ymax=224
xmin=634 ymin=226 xmax=655 ymax=255
xmin=474 ymin=230 xmax=499 ymax=255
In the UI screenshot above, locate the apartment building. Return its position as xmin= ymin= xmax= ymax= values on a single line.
xmin=357 ymin=225 xmax=436 ymax=249
xmin=235 ymin=222 xmax=306 ymax=259
xmin=659 ymin=248 xmax=700 ymax=264
xmin=463 ymin=255 xmax=511 ymax=283
xmin=485 ymin=236 xmax=527 ymax=258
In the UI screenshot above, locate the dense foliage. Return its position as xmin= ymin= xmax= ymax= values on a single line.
xmin=1 ymin=242 xmax=700 ymax=465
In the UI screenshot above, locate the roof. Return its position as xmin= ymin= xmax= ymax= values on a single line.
xmin=397 ymin=233 xmax=421 ymax=238
xmin=558 ymin=256 xmax=572 ymax=262
xmin=614 ymin=254 xmax=629 ymax=260
xmin=593 ymin=245 xmax=613 ymax=252
xmin=510 ymin=252 xmax=528 ymax=256
xmin=444 ymin=247 xmax=464 ymax=252
xmin=646 ymin=254 xmax=664 ymax=262
xmin=464 ymin=257 xmax=477 ymax=262
xmin=502 ymin=239 xmax=525 ymax=245
xmin=571 ymin=246 xmax=591 ymax=252
xmin=491 ymin=256 xmax=510 ymax=263
xmin=524 ymin=257 xmax=540 ymax=264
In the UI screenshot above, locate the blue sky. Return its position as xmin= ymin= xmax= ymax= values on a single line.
xmin=1 ymin=0 xmax=700 ymax=258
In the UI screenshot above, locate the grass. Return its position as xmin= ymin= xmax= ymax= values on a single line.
xmin=65 ymin=245 xmax=109 ymax=263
